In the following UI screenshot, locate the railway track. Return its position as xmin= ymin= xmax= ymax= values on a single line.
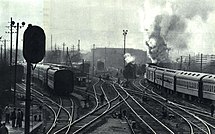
xmin=59 ymin=79 xmax=126 ymax=134
xmin=130 ymin=78 xmax=215 ymax=134
xmin=110 ymin=82 xmax=174 ymax=134
xmin=17 ymin=83 xmax=75 ymax=134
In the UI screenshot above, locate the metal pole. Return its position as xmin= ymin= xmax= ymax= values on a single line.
xmin=72 ymin=45 xmax=74 ymax=56
xmin=10 ymin=17 xmax=13 ymax=66
xmin=51 ymin=34 xmax=52 ymax=51
xmin=200 ymin=53 xmax=203 ymax=73
xmin=25 ymin=62 xmax=31 ymax=134
xmin=123 ymin=30 xmax=128 ymax=69
xmin=78 ymin=40 xmax=80 ymax=52
xmin=1 ymin=45 xmax=2 ymax=61
xmin=4 ymin=39 xmax=6 ymax=62
xmin=123 ymin=34 xmax=125 ymax=68
xmin=180 ymin=56 xmax=183 ymax=70
xmin=82 ymin=59 xmax=85 ymax=73
xmin=104 ymin=47 xmax=106 ymax=71
xmin=92 ymin=44 xmax=95 ymax=76
xmin=14 ymin=23 xmax=19 ymax=106
xmin=10 ymin=18 xmax=13 ymax=106
xmin=66 ymin=47 xmax=68 ymax=65
xmin=188 ymin=54 xmax=191 ymax=70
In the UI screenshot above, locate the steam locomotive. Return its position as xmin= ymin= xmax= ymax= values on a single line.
xmin=146 ymin=64 xmax=215 ymax=101
xmin=123 ymin=63 xmax=137 ymax=79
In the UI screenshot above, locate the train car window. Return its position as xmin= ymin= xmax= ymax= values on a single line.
xmin=197 ymin=74 xmax=200 ymax=76
xmin=192 ymin=74 xmax=195 ymax=76
xmin=209 ymin=76 xmax=212 ymax=78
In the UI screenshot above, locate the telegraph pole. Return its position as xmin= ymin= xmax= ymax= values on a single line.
xmin=4 ymin=39 xmax=6 ymax=62
xmin=200 ymin=53 xmax=203 ymax=73
xmin=104 ymin=47 xmax=106 ymax=71
xmin=188 ymin=54 xmax=191 ymax=70
xmin=66 ymin=47 xmax=69 ymax=65
xmin=82 ymin=59 xmax=85 ymax=73
xmin=92 ymin=44 xmax=95 ymax=76
xmin=78 ymin=40 xmax=80 ymax=52
xmin=13 ymin=23 xmax=19 ymax=106
xmin=63 ymin=42 xmax=65 ymax=56
xmin=0 ymin=45 xmax=2 ymax=61
xmin=10 ymin=17 xmax=14 ymax=66
xmin=13 ymin=22 xmax=25 ymax=107
xmin=51 ymin=34 xmax=52 ymax=51
xmin=72 ymin=45 xmax=74 ymax=56
xmin=180 ymin=56 xmax=183 ymax=70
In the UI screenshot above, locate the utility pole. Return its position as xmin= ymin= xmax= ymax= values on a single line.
xmin=78 ymin=40 xmax=80 ymax=52
xmin=92 ymin=44 xmax=95 ymax=76
xmin=63 ymin=42 xmax=65 ymax=55
xmin=180 ymin=56 xmax=183 ymax=70
xmin=51 ymin=34 xmax=52 ymax=51
xmin=14 ymin=22 xmax=25 ymax=107
xmin=10 ymin=17 xmax=14 ymax=66
xmin=66 ymin=47 xmax=69 ymax=65
xmin=14 ymin=23 xmax=19 ymax=107
xmin=1 ymin=45 xmax=2 ymax=61
xmin=104 ymin=47 xmax=106 ymax=71
xmin=200 ymin=53 xmax=203 ymax=73
xmin=72 ymin=45 xmax=74 ymax=56
xmin=82 ymin=59 xmax=85 ymax=73
xmin=4 ymin=39 xmax=6 ymax=62
xmin=188 ymin=54 xmax=191 ymax=70
xmin=123 ymin=30 xmax=128 ymax=69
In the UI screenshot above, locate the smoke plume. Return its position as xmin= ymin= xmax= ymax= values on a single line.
xmin=124 ymin=53 xmax=135 ymax=64
xmin=141 ymin=0 xmax=215 ymax=63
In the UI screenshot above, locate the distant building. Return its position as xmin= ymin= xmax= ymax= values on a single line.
xmin=84 ymin=47 xmax=148 ymax=70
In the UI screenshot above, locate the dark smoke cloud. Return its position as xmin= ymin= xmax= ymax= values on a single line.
xmin=143 ymin=0 xmax=215 ymax=63
xmin=173 ymin=0 xmax=214 ymax=21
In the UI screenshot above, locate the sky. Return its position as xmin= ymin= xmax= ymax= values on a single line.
xmin=0 ymin=0 xmax=215 ymax=59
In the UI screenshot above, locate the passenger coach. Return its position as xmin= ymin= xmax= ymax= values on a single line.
xmin=30 ymin=63 xmax=74 ymax=95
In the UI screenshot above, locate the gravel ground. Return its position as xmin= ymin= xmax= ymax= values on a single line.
xmin=89 ymin=118 xmax=130 ymax=134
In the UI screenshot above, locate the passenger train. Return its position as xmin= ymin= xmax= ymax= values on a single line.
xmin=146 ymin=64 xmax=215 ymax=101
xmin=24 ymin=63 xmax=74 ymax=95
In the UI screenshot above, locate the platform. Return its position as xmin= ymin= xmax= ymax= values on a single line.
xmin=4 ymin=120 xmax=43 ymax=134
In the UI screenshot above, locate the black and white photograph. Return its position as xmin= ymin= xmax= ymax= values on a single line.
xmin=0 ymin=0 xmax=215 ymax=133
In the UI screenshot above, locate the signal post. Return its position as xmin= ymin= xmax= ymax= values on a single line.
xmin=23 ymin=24 xmax=46 ymax=134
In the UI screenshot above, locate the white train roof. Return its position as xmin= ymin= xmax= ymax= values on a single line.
xmin=176 ymin=71 xmax=208 ymax=80
xmin=202 ymin=74 xmax=215 ymax=83
xmin=164 ymin=69 xmax=181 ymax=77
xmin=146 ymin=66 xmax=157 ymax=71
xmin=155 ymin=67 xmax=165 ymax=74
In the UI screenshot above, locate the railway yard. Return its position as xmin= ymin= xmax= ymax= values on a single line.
xmin=11 ymin=74 xmax=215 ymax=134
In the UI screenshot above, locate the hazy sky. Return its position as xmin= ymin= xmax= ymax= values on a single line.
xmin=1 ymin=0 xmax=215 ymax=57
